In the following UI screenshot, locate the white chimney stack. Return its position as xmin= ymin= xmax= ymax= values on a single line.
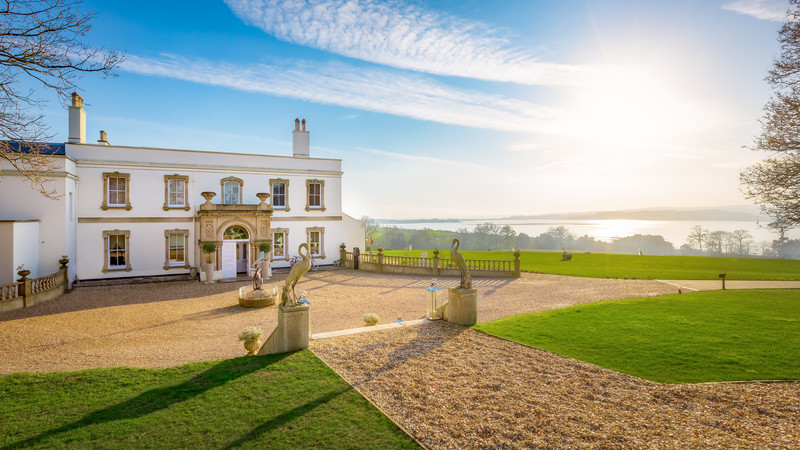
xmin=292 ymin=118 xmax=309 ymax=158
xmin=68 ymin=92 xmax=86 ymax=144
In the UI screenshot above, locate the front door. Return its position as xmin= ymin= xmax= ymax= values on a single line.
xmin=222 ymin=242 xmax=237 ymax=278
xmin=236 ymin=242 xmax=248 ymax=273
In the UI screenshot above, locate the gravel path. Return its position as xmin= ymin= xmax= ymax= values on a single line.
xmin=311 ymin=321 xmax=800 ymax=449
xmin=0 ymin=269 xmax=673 ymax=374
xmin=2 ymin=269 xmax=796 ymax=447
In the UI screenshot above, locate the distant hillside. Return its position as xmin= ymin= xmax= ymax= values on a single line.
xmin=376 ymin=205 xmax=761 ymax=224
xmin=505 ymin=205 xmax=760 ymax=222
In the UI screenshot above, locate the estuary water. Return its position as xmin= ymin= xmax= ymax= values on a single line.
xmin=381 ymin=219 xmax=800 ymax=248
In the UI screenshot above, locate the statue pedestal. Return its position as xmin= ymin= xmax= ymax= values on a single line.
xmin=445 ymin=288 xmax=477 ymax=326
xmin=258 ymin=304 xmax=310 ymax=355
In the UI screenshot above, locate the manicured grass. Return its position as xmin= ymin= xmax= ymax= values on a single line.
xmin=381 ymin=249 xmax=800 ymax=280
xmin=0 ymin=350 xmax=418 ymax=449
xmin=473 ymin=289 xmax=800 ymax=383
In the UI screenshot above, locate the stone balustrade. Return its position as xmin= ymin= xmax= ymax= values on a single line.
xmin=340 ymin=245 xmax=520 ymax=278
xmin=0 ymin=264 xmax=70 ymax=313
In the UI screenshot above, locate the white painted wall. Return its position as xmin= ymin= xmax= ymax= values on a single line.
xmin=0 ymin=156 xmax=73 ymax=282
xmin=13 ymin=221 xmax=40 ymax=280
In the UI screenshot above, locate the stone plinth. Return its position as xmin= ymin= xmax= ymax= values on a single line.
xmin=445 ymin=288 xmax=477 ymax=326
xmin=258 ymin=304 xmax=310 ymax=355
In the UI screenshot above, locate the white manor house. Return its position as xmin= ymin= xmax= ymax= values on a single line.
xmin=0 ymin=93 xmax=365 ymax=286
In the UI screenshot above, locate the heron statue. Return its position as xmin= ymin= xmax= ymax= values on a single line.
xmin=281 ymin=243 xmax=312 ymax=307
xmin=450 ymin=238 xmax=472 ymax=289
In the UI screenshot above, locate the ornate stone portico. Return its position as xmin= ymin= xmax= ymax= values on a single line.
xmin=197 ymin=191 xmax=273 ymax=274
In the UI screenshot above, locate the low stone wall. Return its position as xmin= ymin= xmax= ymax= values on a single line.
xmin=0 ymin=268 xmax=68 ymax=313
xmin=341 ymin=246 xmax=520 ymax=278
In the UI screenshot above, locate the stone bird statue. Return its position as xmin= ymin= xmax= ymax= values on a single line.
xmin=281 ymin=243 xmax=312 ymax=307
xmin=451 ymin=238 xmax=472 ymax=289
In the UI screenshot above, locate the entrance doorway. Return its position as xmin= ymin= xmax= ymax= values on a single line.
xmin=222 ymin=225 xmax=250 ymax=278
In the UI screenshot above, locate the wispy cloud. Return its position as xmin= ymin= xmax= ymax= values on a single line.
xmin=120 ymin=54 xmax=563 ymax=133
xmin=223 ymin=0 xmax=601 ymax=87
xmin=722 ymin=0 xmax=787 ymax=22
xmin=362 ymin=147 xmax=489 ymax=170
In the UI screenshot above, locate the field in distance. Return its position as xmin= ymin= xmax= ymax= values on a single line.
xmin=378 ymin=249 xmax=800 ymax=280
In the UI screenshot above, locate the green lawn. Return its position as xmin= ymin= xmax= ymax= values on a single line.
xmin=0 ymin=350 xmax=418 ymax=449
xmin=380 ymin=249 xmax=800 ymax=280
xmin=473 ymin=289 xmax=800 ymax=383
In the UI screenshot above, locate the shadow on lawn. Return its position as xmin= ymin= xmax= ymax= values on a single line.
xmin=221 ymin=386 xmax=353 ymax=449
xmin=3 ymin=355 xmax=288 ymax=449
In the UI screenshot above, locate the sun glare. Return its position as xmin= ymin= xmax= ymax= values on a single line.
xmin=570 ymin=68 xmax=709 ymax=151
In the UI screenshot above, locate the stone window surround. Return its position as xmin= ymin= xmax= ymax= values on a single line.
xmin=101 ymin=172 xmax=131 ymax=210
xmin=272 ymin=228 xmax=289 ymax=261
xmin=220 ymin=176 xmax=243 ymax=205
xmin=306 ymin=226 xmax=325 ymax=259
xmin=102 ymin=229 xmax=132 ymax=273
xmin=269 ymin=178 xmax=290 ymax=211
xmin=163 ymin=228 xmax=190 ymax=270
xmin=305 ymin=179 xmax=326 ymax=212
xmin=163 ymin=174 xmax=191 ymax=211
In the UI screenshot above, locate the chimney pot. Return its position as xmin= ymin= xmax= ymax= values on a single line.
xmin=98 ymin=130 xmax=109 ymax=145
xmin=68 ymin=93 xmax=86 ymax=144
xmin=292 ymin=117 xmax=310 ymax=158
xmin=71 ymin=92 xmax=83 ymax=108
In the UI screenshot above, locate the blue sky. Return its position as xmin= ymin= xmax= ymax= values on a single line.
xmin=36 ymin=0 xmax=788 ymax=218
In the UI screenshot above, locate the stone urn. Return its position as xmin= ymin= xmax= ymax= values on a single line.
xmin=17 ymin=269 xmax=31 ymax=280
xmin=59 ymin=258 xmax=69 ymax=269
xmin=243 ymin=339 xmax=261 ymax=355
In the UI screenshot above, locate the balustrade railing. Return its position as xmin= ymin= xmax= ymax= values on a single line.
xmin=1 ymin=265 xmax=69 ymax=313
xmin=0 ymin=282 xmax=19 ymax=302
xmin=339 ymin=244 xmax=520 ymax=278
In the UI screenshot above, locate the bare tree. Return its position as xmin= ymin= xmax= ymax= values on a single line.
xmin=741 ymin=0 xmax=800 ymax=225
xmin=686 ymin=225 xmax=709 ymax=252
xmin=361 ymin=215 xmax=379 ymax=238
xmin=731 ymin=229 xmax=753 ymax=255
xmin=1 ymin=0 xmax=123 ymax=197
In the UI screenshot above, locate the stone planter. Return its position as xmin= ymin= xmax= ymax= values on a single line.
xmin=17 ymin=269 xmax=31 ymax=281
xmin=243 ymin=339 xmax=261 ymax=355
xmin=260 ymin=259 xmax=271 ymax=279
xmin=204 ymin=261 xmax=215 ymax=283
xmin=59 ymin=259 xmax=69 ymax=268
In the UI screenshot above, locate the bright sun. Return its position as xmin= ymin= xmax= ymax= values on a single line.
xmin=571 ymin=68 xmax=709 ymax=151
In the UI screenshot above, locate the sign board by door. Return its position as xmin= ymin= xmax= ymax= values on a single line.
xmin=222 ymin=242 xmax=236 ymax=279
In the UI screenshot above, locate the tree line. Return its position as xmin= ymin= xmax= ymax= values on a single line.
xmin=363 ymin=217 xmax=799 ymax=259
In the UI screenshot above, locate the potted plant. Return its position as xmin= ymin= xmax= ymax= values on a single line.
xmin=16 ymin=264 xmax=30 ymax=280
xmin=201 ymin=242 xmax=217 ymax=283
xmin=238 ymin=326 xmax=263 ymax=355
xmin=258 ymin=242 xmax=272 ymax=279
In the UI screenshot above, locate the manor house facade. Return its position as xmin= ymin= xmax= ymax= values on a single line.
xmin=0 ymin=93 xmax=364 ymax=285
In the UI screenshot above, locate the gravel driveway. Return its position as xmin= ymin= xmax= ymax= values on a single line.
xmin=0 ymin=269 xmax=674 ymax=374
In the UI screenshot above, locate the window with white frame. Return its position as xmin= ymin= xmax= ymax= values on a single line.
xmin=272 ymin=229 xmax=289 ymax=260
xmin=164 ymin=175 xmax=190 ymax=210
xmin=306 ymin=227 xmax=325 ymax=258
xmin=220 ymin=176 xmax=243 ymax=205
xmin=102 ymin=229 xmax=131 ymax=272
xmin=271 ymin=179 xmax=289 ymax=210
xmin=101 ymin=172 xmax=131 ymax=210
xmin=305 ymin=179 xmax=325 ymax=211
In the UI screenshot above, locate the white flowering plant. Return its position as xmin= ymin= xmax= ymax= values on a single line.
xmin=238 ymin=326 xmax=263 ymax=341
xmin=363 ymin=313 xmax=380 ymax=326
xmin=16 ymin=264 xmax=25 ymax=271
